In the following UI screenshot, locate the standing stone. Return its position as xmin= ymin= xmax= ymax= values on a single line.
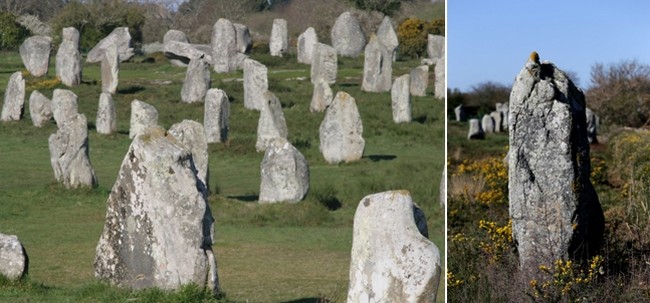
xmin=49 ymin=113 xmax=98 ymax=188
xmin=361 ymin=35 xmax=392 ymax=93
xmin=434 ymin=57 xmax=445 ymax=99
xmin=181 ymin=56 xmax=211 ymax=103
xmin=56 ymin=27 xmax=82 ymax=86
xmin=168 ymin=120 xmax=209 ymax=186
xmin=498 ymin=102 xmax=509 ymax=131
xmin=86 ymin=27 xmax=134 ymax=63
xmin=347 ymin=191 xmax=440 ymax=303
xmin=269 ymin=19 xmax=288 ymax=57
xmin=467 ymin=118 xmax=484 ymax=139
xmin=310 ymin=79 xmax=333 ymax=113
xmin=51 ymin=89 xmax=78 ymax=126
xmin=256 ymin=92 xmax=288 ymax=152
xmin=204 ymin=89 xmax=230 ymax=143
xmin=310 ymin=43 xmax=337 ymax=84
xmin=586 ymin=108 xmax=598 ymax=144
xmin=509 ymin=54 xmax=604 ymax=279
xmin=130 ymin=100 xmax=159 ymax=139
xmin=331 ymin=12 xmax=366 ymax=57
xmin=490 ymin=111 xmax=503 ymax=132
xmin=101 ymin=46 xmax=119 ymax=94
xmin=0 ymin=233 xmax=28 ymax=281
xmin=163 ymin=30 xmax=190 ymax=67
xmin=454 ymin=104 xmax=466 ymax=122
xmin=427 ymin=34 xmax=445 ymax=61
xmin=19 ymin=35 xmax=52 ymax=77
xmin=1 ymin=72 xmax=25 ymax=122
xmin=319 ymin=91 xmax=364 ymax=164
xmin=410 ymin=65 xmax=429 ymax=97
xmin=94 ymin=127 xmax=218 ymax=295
xmin=163 ymin=30 xmax=188 ymax=44
xmin=391 ymin=74 xmax=411 ymax=123
xmin=259 ymin=138 xmax=310 ymax=203
xmin=96 ymin=92 xmax=117 ymax=134
xmin=234 ymin=23 xmax=253 ymax=54
xmin=376 ymin=16 xmax=398 ymax=61
xmin=297 ymin=27 xmax=318 ymax=64
xmin=211 ymin=18 xmax=237 ymax=73
xmin=29 ymin=90 xmax=52 ymax=127
xmin=482 ymin=115 xmax=495 ymax=134
xmin=243 ymin=58 xmax=268 ymax=110
xmin=440 ymin=167 xmax=447 ymax=208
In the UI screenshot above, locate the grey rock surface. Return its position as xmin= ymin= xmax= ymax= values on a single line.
xmin=331 ymin=12 xmax=366 ymax=57
xmin=319 ymin=91 xmax=364 ymax=164
xmin=29 ymin=90 xmax=52 ymax=127
xmin=164 ymin=41 xmax=213 ymax=67
xmin=211 ymin=19 xmax=238 ymax=73
xmin=101 ymin=47 xmax=119 ymax=94
xmin=48 ymin=113 xmax=97 ymax=188
xmin=310 ymin=43 xmax=337 ymax=84
xmin=51 ymin=89 xmax=78 ymax=126
xmin=96 ymin=92 xmax=117 ymax=135
xmin=168 ymin=120 xmax=209 ymax=186
xmin=427 ymin=34 xmax=445 ymax=61
xmin=255 ymin=91 xmax=288 ymax=152
xmin=19 ymin=35 xmax=52 ymax=77
xmin=391 ymin=74 xmax=411 ymax=123
xmin=490 ymin=111 xmax=503 ymax=133
xmin=129 ymin=100 xmax=159 ymax=139
xmin=454 ymin=104 xmax=466 ymax=122
xmin=361 ymin=35 xmax=392 ymax=93
xmin=310 ymin=79 xmax=333 ymax=113
xmin=234 ymin=23 xmax=253 ymax=54
xmin=0 ymin=233 xmax=28 ymax=280
xmin=410 ymin=65 xmax=429 ymax=97
xmin=376 ymin=16 xmax=398 ymax=61
xmin=243 ymin=58 xmax=268 ymax=110
xmin=163 ymin=30 xmax=190 ymax=66
xmin=259 ymin=138 xmax=310 ymax=203
xmin=440 ymin=167 xmax=447 ymax=208
xmin=434 ymin=57 xmax=445 ymax=99
xmin=481 ymin=114 xmax=495 ymax=133
xmin=467 ymin=118 xmax=484 ymax=140
xmin=297 ymin=27 xmax=318 ymax=64
xmin=204 ymin=89 xmax=230 ymax=143
xmin=56 ymin=27 xmax=82 ymax=87
xmin=181 ymin=56 xmax=211 ymax=103
xmin=1 ymin=72 xmax=25 ymax=122
xmin=586 ymin=108 xmax=598 ymax=144
xmin=269 ymin=19 xmax=288 ymax=57
xmin=86 ymin=27 xmax=134 ymax=63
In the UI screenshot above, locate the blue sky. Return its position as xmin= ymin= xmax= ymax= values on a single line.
xmin=448 ymin=2 xmax=650 ymax=92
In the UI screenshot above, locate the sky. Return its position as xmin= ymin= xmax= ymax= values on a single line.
xmin=448 ymin=1 xmax=650 ymax=92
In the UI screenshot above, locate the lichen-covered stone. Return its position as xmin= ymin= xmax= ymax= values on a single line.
xmin=211 ymin=19 xmax=237 ymax=73
xmin=181 ymin=56 xmax=211 ymax=103
xmin=86 ymin=27 xmax=134 ymax=63
xmin=56 ymin=27 xmax=82 ymax=86
xmin=391 ymin=74 xmax=411 ymax=123
xmin=163 ymin=30 xmax=190 ymax=66
xmin=259 ymin=138 xmax=309 ymax=203
xmin=0 ymin=233 xmax=28 ymax=281
xmin=310 ymin=43 xmax=337 ymax=84
xmin=19 ymin=35 xmax=52 ymax=77
xmin=204 ymin=89 xmax=230 ymax=143
xmin=243 ymin=58 xmax=268 ymax=110
xmin=331 ymin=12 xmax=366 ymax=57
xmin=297 ymin=27 xmax=318 ymax=64
xmin=51 ymin=89 xmax=78 ymax=126
xmin=410 ymin=65 xmax=429 ymax=97
xmin=376 ymin=16 xmax=398 ymax=61
xmin=427 ymin=34 xmax=444 ymax=61
xmin=310 ymin=79 xmax=333 ymax=113
xmin=48 ymin=113 xmax=98 ymax=188
xmin=467 ymin=118 xmax=484 ymax=140
xmin=168 ymin=120 xmax=209 ymax=186
xmin=319 ymin=91 xmax=364 ymax=164
xmin=234 ymin=23 xmax=253 ymax=54
xmin=269 ymin=19 xmax=288 ymax=57
xmin=361 ymin=35 xmax=392 ymax=93
xmin=29 ymin=90 xmax=52 ymax=127
xmin=97 ymin=92 xmax=117 ymax=135
xmin=101 ymin=46 xmax=119 ymax=94
xmin=1 ymin=72 xmax=25 ymax=122
xmin=256 ymin=91 xmax=288 ymax=152
xmin=129 ymin=100 xmax=159 ymax=139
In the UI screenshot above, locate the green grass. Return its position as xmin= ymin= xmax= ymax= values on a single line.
xmin=0 ymin=51 xmax=444 ymax=302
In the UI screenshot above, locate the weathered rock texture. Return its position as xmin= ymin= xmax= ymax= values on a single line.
xmin=243 ymin=58 xmax=268 ymax=110
xmin=1 ymin=72 xmax=25 ymax=122
xmin=410 ymin=65 xmax=429 ymax=96
xmin=310 ymin=79 xmax=333 ymax=113
xmin=163 ymin=30 xmax=190 ymax=66
xmin=391 ymin=74 xmax=411 ymax=123
xmin=19 ymin=35 xmax=52 ymax=77
xmin=256 ymin=92 xmax=288 ymax=152
xmin=347 ymin=191 xmax=440 ymax=303
xmin=94 ymin=127 xmax=218 ymax=295
xmin=49 ymin=113 xmax=98 ymax=188
xmin=51 ymin=89 xmax=78 ymax=126
xmin=319 ymin=91 xmax=364 ymax=164
xmin=168 ymin=120 xmax=209 ymax=186
xmin=29 ymin=90 xmax=52 ymax=127
xmin=427 ymin=34 xmax=445 ymax=61
xmin=56 ymin=27 xmax=82 ymax=87
xmin=181 ymin=56 xmax=211 ymax=103
xmin=0 ymin=233 xmax=28 ymax=280
xmin=497 ymin=102 xmax=509 ymax=131
xmin=331 ymin=12 xmax=366 ymax=57
xmin=87 ymin=27 xmax=134 ymax=63
xmin=508 ymin=55 xmax=604 ymax=279
xmin=297 ymin=27 xmax=318 ymax=64
xmin=361 ymin=35 xmax=392 ymax=93
xmin=490 ymin=111 xmax=503 ymax=133
xmin=586 ymin=108 xmax=598 ymax=144
xmin=211 ymin=19 xmax=238 ymax=73
xmin=97 ymin=92 xmax=117 ymax=134
xmin=164 ymin=40 xmax=213 ymax=67
xmin=467 ymin=118 xmax=484 ymax=140
xmin=234 ymin=23 xmax=253 ymax=54
xmin=376 ymin=16 xmax=398 ymax=61
xmin=434 ymin=57 xmax=445 ymax=99
xmin=204 ymin=89 xmax=230 ymax=143
xmin=259 ymin=139 xmax=310 ymax=203
xmin=481 ymin=114 xmax=495 ymax=133
xmin=269 ymin=19 xmax=288 ymax=57
xmin=310 ymin=43 xmax=337 ymax=84
xmin=130 ymin=100 xmax=159 ymax=139
xmin=101 ymin=47 xmax=119 ymax=94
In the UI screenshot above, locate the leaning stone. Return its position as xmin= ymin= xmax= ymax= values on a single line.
xmin=49 ymin=113 xmax=97 ymax=188
xmin=168 ymin=120 xmax=209 ymax=186
xmin=19 ymin=35 xmax=52 ymax=77
xmin=234 ymin=23 xmax=253 ymax=54
xmin=164 ymin=41 xmax=213 ymax=67
xmin=101 ymin=46 xmax=119 ymax=94
xmin=310 ymin=79 xmax=333 ymax=113
xmin=129 ymin=100 xmax=159 ymax=139
xmin=29 ymin=90 xmax=52 ymax=127
xmin=243 ymin=58 xmax=268 ymax=110
xmin=361 ymin=35 xmax=392 ymax=93
xmin=310 ymin=43 xmax=337 ymax=84
xmin=454 ymin=104 xmax=466 ymax=122
xmin=1 ymin=72 xmax=25 ymax=122
xmin=0 ymin=233 xmax=28 ymax=280
xmin=347 ymin=191 xmax=441 ymax=303
xmin=181 ymin=56 xmax=211 ymax=103
xmin=56 ymin=27 xmax=82 ymax=87
xmin=51 ymin=89 xmax=78 ymax=126
xmin=391 ymin=74 xmax=411 ymax=123
xmin=269 ymin=19 xmax=288 ymax=57
xmin=434 ymin=57 xmax=445 ymax=99
xmin=490 ymin=111 xmax=503 ymax=132
xmin=86 ymin=27 xmax=134 ymax=63
xmin=467 ymin=118 xmax=484 ymax=139
xmin=586 ymin=108 xmax=598 ymax=144
xmin=331 ymin=12 xmax=366 ymax=57
xmin=259 ymin=138 xmax=310 ymax=203
xmin=482 ymin=114 xmax=495 ymax=133
xmin=94 ymin=127 xmax=218 ymax=295
xmin=204 ymin=89 xmax=230 ymax=143
xmin=255 ymin=92 xmax=288 ymax=152
xmin=297 ymin=27 xmax=318 ymax=64
xmin=319 ymin=91 xmax=364 ymax=164
xmin=410 ymin=65 xmax=429 ymax=97
xmin=163 ymin=30 xmax=190 ymax=66
xmin=96 ymin=92 xmax=117 ymax=135
xmin=211 ymin=18 xmax=237 ymax=73
xmin=427 ymin=34 xmax=445 ymax=61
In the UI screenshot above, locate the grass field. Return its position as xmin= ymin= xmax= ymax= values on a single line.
xmin=0 ymin=50 xmax=444 ymax=302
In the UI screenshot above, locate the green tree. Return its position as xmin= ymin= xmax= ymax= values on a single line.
xmin=349 ymin=0 xmax=406 ymax=16
xmin=0 ymin=12 xmax=30 ymax=50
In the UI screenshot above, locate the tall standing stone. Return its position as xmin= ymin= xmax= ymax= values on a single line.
xmin=204 ymin=89 xmax=230 ymax=143
xmin=56 ymin=27 xmax=82 ymax=86
xmin=259 ymin=138 xmax=310 ymax=203
xmin=0 ymin=233 xmax=28 ymax=281
xmin=168 ymin=120 xmax=209 ymax=186
xmin=101 ymin=46 xmax=119 ymax=94
xmin=467 ymin=118 xmax=484 ymax=139
xmin=97 ymin=92 xmax=117 ymax=134
xmin=440 ymin=167 xmax=447 ymax=208
xmin=376 ymin=16 xmax=399 ymax=61
xmin=481 ymin=114 xmax=495 ymax=134
xmin=310 ymin=43 xmax=337 ymax=84
xmin=19 ymin=35 xmax=52 ymax=77
xmin=454 ymin=104 xmax=466 ymax=122
xmin=234 ymin=23 xmax=253 ymax=54
xmin=86 ymin=27 xmax=134 ymax=63
xmin=391 ymin=74 xmax=411 ymax=123
xmin=586 ymin=108 xmax=598 ymax=144
xmin=94 ymin=127 xmax=218 ymax=295
xmin=497 ymin=102 xmax=509 ymax=131
xmin=410 ymin=65 xmax=429 ymax=97
xmin=427 ymin=34 xmax=445 ymax=61
xmin=1 ymin=72 xmax=25 ymax=122
xmin=48 ymin=113 xmax=98 ymax=188
xmin=434 ymin=57 xmax=445 ymax=99
xmin=331 ymin=12 xmax=366 ymax=57
xmin=319 ymin=91 xmax=364 ymax=164
xmin=51 ymin=89 xmax=78 ymax=126
xmin=490 ymin=111 xmax=503 ymax=133
xmin=29 ymin=90 xmax=52 ymax=127
xmin=130 ymin=100 xmax=159 ymax=139
xmin=211 ymin=18 xmax=237 ymax=73
xmin=269 ymin=19 xmax=288 ymax=57
xmin=181 ymin=56 xmax=211 ymax=103
xmin=509 ymin=54 xmax=604 ymax=279
xmin=347 ymin=191 xmax=440 ymax=303
xmin=361 ymin=35 xmax=392 ymax=93
xmin=256 ymin=92 xmax=288 ymax=152
xmin=243 ymin=58 xmax=268 ymax=110
xmin=297 ymin=27 xmax=318 ymax=64
xmin=163 ymin=30 xmax=190 ymax=67
xmin=310 ymin=79 xmax=333 ymax=113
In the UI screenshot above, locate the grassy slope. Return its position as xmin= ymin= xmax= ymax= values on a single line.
xmin=0 ymin=50 xmax=444 ymax=302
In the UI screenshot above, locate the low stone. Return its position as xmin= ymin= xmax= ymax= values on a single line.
xmin=467 ymin=118 xmax=484 ymax=139
xmin=101 ymin=46 xmax=119 ymax=94
xmin=482 ymin=114 xmax=495 ymax=133
xmin=129 ymin=100 xmax=159 ymax=139
xmin=211 ymin=18 xmax=237 ymax=73
xmin=331 ymin=12 xmax=366 ymax=57
xmin=96 ymin=92 xmax=117 ymax=134
xmin=259 ymin=138 xmax=310 ymax=203
xmin=256 ymin=91 xmax=288 ymax=152
xmin=204 ymin=89 xmax=230 ymax=143
xmin=319 ymin=91 xmax=364 ymax=164
xmin=163 ymin=30 xmax=190 ymax=66
xmin=56 ymin=27 xmax=82 ymax=86
xmin=168 ymin=120 xmax=209 ymax=186
xmin=0 ymin=233 xmax=28 ymax=280
xmin=310 ymin=79 xmax=333 ymax=113
xmin=410 ymin=65 xmax=429 ymax=96
xmin=269 ymin=19 xmax=288 ymax=57
xmin=297 ymin=27 xmax=318 ymax=64
xmin=234 ymin=23 xmax=252 ymax=54
xmin=51 ymin=89 xmax=78 ymax=126
xmin=243 ymin=58 xmax=268 ymax=110
xmin=427 ymin=34 xmax=445 ymax=61
xmin=29 ymin=90 xmax=52 ymax=127
xmin=1 ymin=72 xmax=25 ymax=122
xmin=19 ymin=35 xmax=52 ymax=77
xmin=391 ymin=74 xmax=411 ymax=123
xmin=181 ymin=56 xmax=211 ymax=103
xmin=361 ymin=35 xmax=392 ymax=93
xmin=310 ymin=43 xmax=337 ymax=84
xmin=86 ymin=27 xmax=134 ymax=63
xmin=434 ymin=57 xmax=445 ymax=99
xmin=49 ymin=113 xmax=98 ymax=188
xmin=376 ymin=16 xmax=398 ymax=61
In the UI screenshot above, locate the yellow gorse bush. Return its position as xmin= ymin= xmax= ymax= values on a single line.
xmin=27 ymin=78 xmax=62 ymax=90
xmin=529 ymin=255 xmax=604 ymax=301
xmin=478 ymin=219 xmax=513 ymax=262
xmin=454 ymin=156 xmax=508 ymax=206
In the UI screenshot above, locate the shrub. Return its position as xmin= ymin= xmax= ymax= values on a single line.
xmin=396 ymin=17 xmax=444 ymax=59
xmin=348 ymin=0 xmax=403 ymax=16
xmin=0 ymin=12 xmax=30 ymax=50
